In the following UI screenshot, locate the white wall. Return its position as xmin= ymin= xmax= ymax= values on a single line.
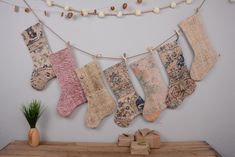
xmin=0 ymin=0 xmax=235 ymax=156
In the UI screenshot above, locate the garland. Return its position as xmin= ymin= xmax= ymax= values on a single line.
xmin=42 ymin=0 xmax=193 ymax=18
xmin=0 ymin=0 xmax=193 ymax=19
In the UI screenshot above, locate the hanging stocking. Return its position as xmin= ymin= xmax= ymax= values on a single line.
xmin=22 ymin=23 xmax=55 ymax=90
xmin=76 ymin=60 xmax=116 ymax=128
xmin=131 ymin=53 xmax=167 ymax=122
xmin=104 ymin=61 xmax=144 ymax=127
xmin=179 ymin=14 xmax=218 ymax=81
xmin=157 ymin=41 xmax=196 ymax=109
xmin=49 ymin=46 xmax=86 ymax=117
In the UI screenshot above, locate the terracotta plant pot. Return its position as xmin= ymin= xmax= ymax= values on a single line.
xmin=28 ymin=128 xmax=40 ymax=147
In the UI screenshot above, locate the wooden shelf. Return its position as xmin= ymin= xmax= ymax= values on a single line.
xmin=0 ymin=140 xmax=221 ymax=157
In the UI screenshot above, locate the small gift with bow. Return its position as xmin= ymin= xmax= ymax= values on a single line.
xmin=117 ymin=133 xmax=135 ymax=147
xmin=135 ymin=128 xmax=160 ymax=148
xmin=130 ymin=141 xmax=150 ymax=155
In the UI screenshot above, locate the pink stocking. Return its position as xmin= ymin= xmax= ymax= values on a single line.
xmin=49 ymin=46 xmax=87 ymax=117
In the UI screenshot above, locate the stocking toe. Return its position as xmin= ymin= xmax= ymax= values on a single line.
xmin=143 ymin=111 xmax=161 ymax=122
xmin=31 ymin=67 xmax=55 ymax=90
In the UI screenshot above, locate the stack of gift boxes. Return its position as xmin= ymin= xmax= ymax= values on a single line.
xmin=117 ymin=128 xmax=160 ymax=155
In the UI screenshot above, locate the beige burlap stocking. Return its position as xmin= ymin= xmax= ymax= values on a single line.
xmin=76 ymin=60 xmax=116 ymax=128
xmin=179 ymin=14 xmax=218 ymax=81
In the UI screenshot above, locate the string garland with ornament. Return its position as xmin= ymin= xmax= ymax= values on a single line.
xmin=43 ymin=0 xmax=193 ymax=18
xmin=20 ymin=0 xmax=219 ymax=128
xmin=0 ymin=0 xmax=193 ymax=19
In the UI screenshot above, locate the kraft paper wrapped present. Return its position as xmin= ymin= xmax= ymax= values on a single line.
xmin=135 ymin=128 xmax=160 ymax=148
xmin=117 ymin=133 xmax=135 ymax=147
xmin=130 ymin=141 xmax=150 ymax=155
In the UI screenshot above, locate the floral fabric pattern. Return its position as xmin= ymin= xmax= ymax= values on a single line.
xmin=104 ymin=61 xmax=144 ymax=127
xmin=76 ymin=60 xmax=116 ymax=128
xmin=22 ymin=23 xmax=55 ymax=90
xmin=131 ymin=53 xmax=167 ymax=122
xmin=157 ymin=41 xmax=196 ymax=109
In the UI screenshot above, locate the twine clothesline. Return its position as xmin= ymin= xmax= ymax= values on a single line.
xmin=22 ymin=0 xmax=206 ymax=61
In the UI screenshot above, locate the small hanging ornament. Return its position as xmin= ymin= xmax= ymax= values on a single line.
xmin=80 ymin=10 xmax=88 ymax=16
xmin=122 ymin=3 xmax=128 ymax=9
xmin=46 ymin=0 xmax=53 ymax=7
xmin=24 ymin=8 xmax=31 ymax=13
xmin=64 ymin=5 xmax=71 ymax=11
xmin=98 ymin=11 xmax=105 ymax=18
xmin=135 ymin=9 xmax=142 ymax=16
xmin=117 ymin=11 xmax=123 ymax=17
xmin=93 ymin=9 xmax=97 ymax=14
xmin=80 ymin=11 xmax=84 ymax=16
xmin=153 ymin=7 xmax=160 ymax=14
xmin=61 ymin=12 xmax=64 ymax=17
xmin=14 ymin=5 xmax=19 ymax=12
xmin=137 ymin=0 xmax=143 ymax=4
xmin=170 ymin=2 xmax=177 ymax=8
xmin=66 ymin=12 xmax=73 ymax=18
xmin=110 ymin=6 xmax=115 ymax=11
xmin=185 ymin=0 xmax=192 ymax=4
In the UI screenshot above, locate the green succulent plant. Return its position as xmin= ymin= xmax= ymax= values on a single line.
xmin=22 ymin=100 xmax=44 ymax=128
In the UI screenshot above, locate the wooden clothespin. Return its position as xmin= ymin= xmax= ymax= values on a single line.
xmin=93 ymin=53 xmax=102 ymax=60
xmin=122 ymin=53 xmax=128 ymax=63
xmin=14 ymin=5 xmax=19 ymax=13
xmin=44 ymin=10 xmax=48 ymax=17
xmin=66 ymin=41 xmax=70 ymax=47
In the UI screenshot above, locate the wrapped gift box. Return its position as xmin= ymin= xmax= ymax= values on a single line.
xmin=117 ymin=133 xmax=134 ymax=147
xmin=130 ymin=141 xmax=150 ymax=155
xmin=135 ymin=128 xmax=160 ymax=148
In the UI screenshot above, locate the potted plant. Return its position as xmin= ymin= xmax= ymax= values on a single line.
xmin=22 ymin=100 xmax=44 ymax=147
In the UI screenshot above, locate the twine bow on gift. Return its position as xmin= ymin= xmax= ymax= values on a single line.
xmin=138 ymin=128 xmax=159 ymax=137
xmin=137 ymin=141 xmax=148 ymax=145
xmin=122 ymin=133 xmax=132 ymax=137
xmin=135 ymin=141 xmax=151 ymax=153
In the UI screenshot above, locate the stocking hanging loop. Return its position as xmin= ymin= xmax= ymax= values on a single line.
xmin=147 ymin=47 xmax=154 ymax=54
xmin=175 ymin=30 xmax=180 ymax=42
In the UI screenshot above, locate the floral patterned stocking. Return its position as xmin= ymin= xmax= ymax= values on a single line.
xmin=76 ymin=60 xmax=116 ymax=128
xmin=131 ymin=53 xmax=167 ymax=122
xmin=157 ymin=41 xmax=196 ymax=109
xmin=22 ymin=23 xmax=55 ymax=90
xmin=104 ymin=61 xmax=144 ymax=127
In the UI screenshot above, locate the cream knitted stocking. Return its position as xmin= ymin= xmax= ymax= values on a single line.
xmin=179 ymin=14 xmax=218 ymax=81
xmin=76 ymin=60 xmax=116 ymax=128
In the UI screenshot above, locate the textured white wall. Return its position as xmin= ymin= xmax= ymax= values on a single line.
xmin=0 ymin=0 xmax=235 ymax=156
